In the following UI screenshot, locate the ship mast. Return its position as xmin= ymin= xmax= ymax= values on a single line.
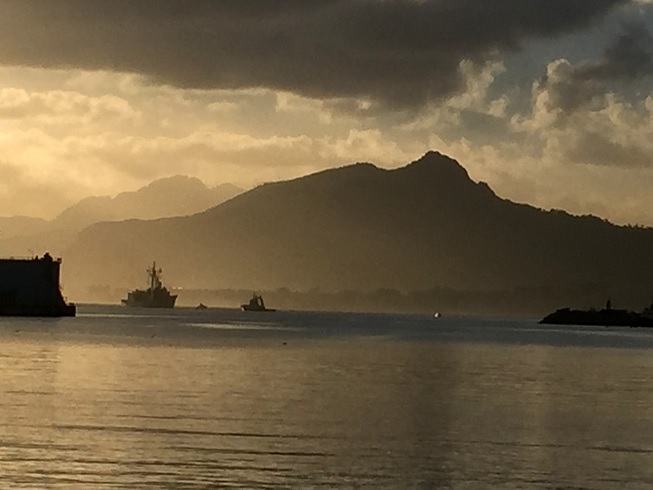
xmin=147 ymin=261 xmax=162 ymax=291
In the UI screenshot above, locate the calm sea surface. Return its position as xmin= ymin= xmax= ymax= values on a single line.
xmin=0 ymin=305 xmax=652 ymax=488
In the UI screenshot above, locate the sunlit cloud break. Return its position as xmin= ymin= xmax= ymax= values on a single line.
xmin=0 ymin=0 xmax=651 ymax=226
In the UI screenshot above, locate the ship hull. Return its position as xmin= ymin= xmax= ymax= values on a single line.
xmin=121 ymin=290 xmax=177 ymax=308
xmin=241 ymin=305 xmax=275 ymax=312
xmin=121 ymin=298 xmax=177 ymax=308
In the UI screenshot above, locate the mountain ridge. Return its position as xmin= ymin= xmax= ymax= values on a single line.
xmin=63 ymin=151 xmax=653 ymax=313
xmin=0 ymin=175 xmax=243 ymax=258
xmin=52 ymin=175 xmax=243 ymax=230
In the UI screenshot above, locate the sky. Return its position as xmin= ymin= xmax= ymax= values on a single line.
xmin=1 ymin=0 xmax=653 ymax=225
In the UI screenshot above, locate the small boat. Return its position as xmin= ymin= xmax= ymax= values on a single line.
xmin=433 ymin=312 xmax=441 ymax=318
xmin=241 ymin=293 xmax=275 ymax=312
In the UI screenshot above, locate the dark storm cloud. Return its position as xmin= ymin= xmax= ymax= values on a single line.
xmin=566 ymin=132 xmax=653 ymax=168
xmin=581 ymin=24 xmax=653 ymax=81
xmin=538 ymin=23 xmax=653 ymax=112
xmin=0 ymin=0 xmax=627 ymax=108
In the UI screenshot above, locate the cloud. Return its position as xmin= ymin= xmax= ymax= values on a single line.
xmin=0 ymin=88 xmax=137 ymax=124
xmin=0 ymin=0 xmax=627 ymax=109
xmin=533 ymin=23 xmax=653 ymax=113
xmin=0 ymin=159 xmax=77 ymax=217
xmin=565 ymin=131 xmax=653 ymax=168
xmin=584 ymin=24 xmax=653 ymax=80
xmin=0 ymin=67 xmax=422 ymax=217
xmin=1 ymin=2 xmax=652 ymax=226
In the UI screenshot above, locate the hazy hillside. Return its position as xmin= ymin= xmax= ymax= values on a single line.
xmin=52 ymin=176 xmax=242 ymax=230
xmin=0 ymin=176 xmax=242 ymax=257
xmin=63 ymin=151 xmax=653 ymax=312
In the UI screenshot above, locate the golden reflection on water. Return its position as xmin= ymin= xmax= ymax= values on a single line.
xmin=0 ymin=329 xmax=652 ymax=488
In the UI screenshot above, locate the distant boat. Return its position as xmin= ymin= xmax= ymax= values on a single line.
xmin=241 ymin=293 xmax=275 ymax=312
xmin=121 ymin=262 xmax=177 ymax=308
xmin=0 ymin=253 xmax=76 ymax=317
xmin=433 ymin=312 xmax=441 ymax=318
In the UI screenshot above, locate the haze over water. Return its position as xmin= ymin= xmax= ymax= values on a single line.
xmin=1 ymin=306 xmax=652 ymax=488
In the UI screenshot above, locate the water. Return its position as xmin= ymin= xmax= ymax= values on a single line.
xmin=1 ymin=305 xmax=652 ymax=488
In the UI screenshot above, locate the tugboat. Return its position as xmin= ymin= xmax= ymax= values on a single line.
xmin=121 ymin=262 xmax=177 ymax=308
xmin=241 ymin=293 xmax=275 ymax=312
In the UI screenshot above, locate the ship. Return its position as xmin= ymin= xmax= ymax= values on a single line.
xmin=0 ymin=253 xmax=76 ymax=317
xmin=241 ymin=293 xmax=275 ymax=312
xmin=121 ymin=262 xmax=177 ymax=308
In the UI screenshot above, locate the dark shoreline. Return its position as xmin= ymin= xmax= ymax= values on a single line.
xmin=540 ymin=307 xmax=653 ymax=328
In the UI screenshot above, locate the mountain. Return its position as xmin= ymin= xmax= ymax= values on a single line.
xmin=51 ymin=176 xmax=242 ymax=230
xmin=63 ymin=151 xmax=653 ymax=312
xmin=0 ymin=176 xmax=242 ymax=257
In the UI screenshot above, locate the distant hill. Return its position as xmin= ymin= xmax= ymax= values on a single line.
xmin=51 ymin=176 xmax=242 ymax=230
xmin=0 ymin=176 xmax=242 ymax=257
xmin=63 ymin=151 xmax=653 ymax=313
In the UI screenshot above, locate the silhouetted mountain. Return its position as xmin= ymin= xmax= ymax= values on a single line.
xmin=63 ymin=151 xmax=653 ymax=313
xmin=0 ymin=176 xmax=242 ymax=258
xmin=52 ymin=176 xmax=242 ymax=230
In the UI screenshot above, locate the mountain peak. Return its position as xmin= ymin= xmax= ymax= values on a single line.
xmin=396 ymin=151 xmax=473 ymax=187
xmin=139 ymin=175 xmax=208 ymax=195
xmin=411 ymin=150 xmax=468 ymax=171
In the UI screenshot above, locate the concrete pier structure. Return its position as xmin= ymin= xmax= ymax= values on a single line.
xmin=0 ymin=253 xmax=76 ymax=317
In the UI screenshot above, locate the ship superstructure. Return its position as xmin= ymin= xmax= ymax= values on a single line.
xmin=0 ymin=253 xmax=76 ymax=317
xmin=121 ymin=262 xmax=177 ymax=308
xmin=241 ymin=293 xmax=275 ymax=312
